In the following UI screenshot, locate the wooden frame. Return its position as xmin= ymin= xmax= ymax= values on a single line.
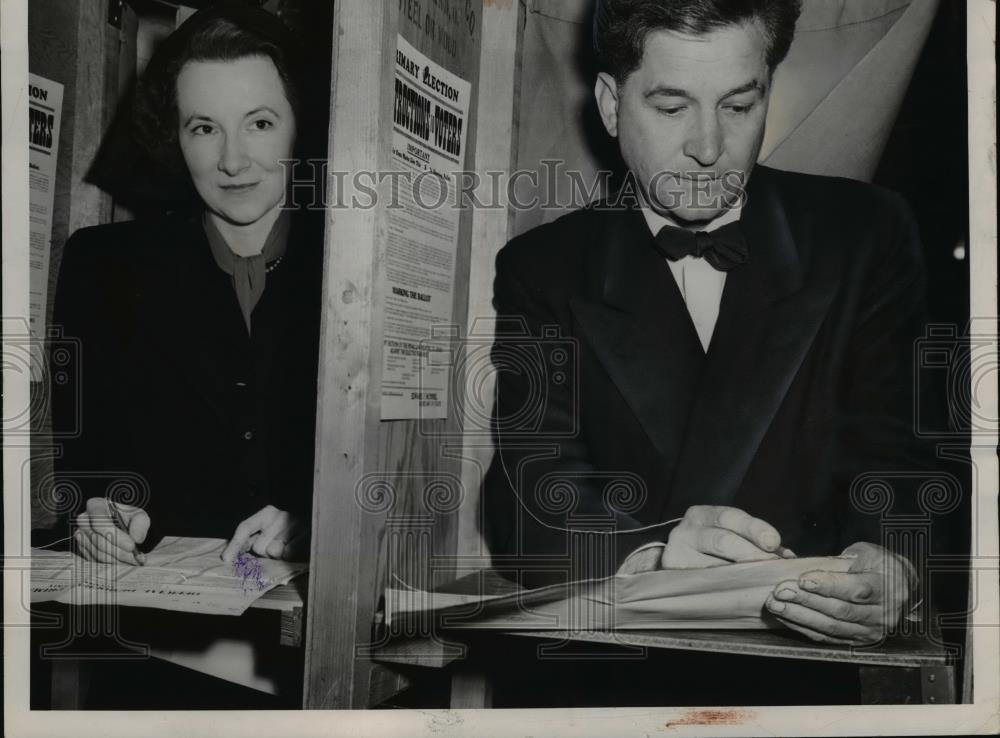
xmin=304 ymin=0 xmax=494 ymax=709
xmin=304 ymin=0 xmax=391 ymax=709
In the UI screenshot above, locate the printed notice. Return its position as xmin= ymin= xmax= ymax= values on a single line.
xmin=381 ymin=35 xmax=471 ymax=419
xmin=28 ymin=74 xmax=63 ymax=380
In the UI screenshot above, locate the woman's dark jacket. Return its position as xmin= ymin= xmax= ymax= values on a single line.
xmin=51 ymin=208 xmax=323 ymax=545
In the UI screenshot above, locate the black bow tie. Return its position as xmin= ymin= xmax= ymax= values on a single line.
xmin=653 ymin=221 xmax=749 ymax=272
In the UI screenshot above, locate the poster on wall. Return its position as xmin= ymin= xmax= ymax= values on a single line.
xmin=380 ymin=34 xmax=471 ymax=420
xmin=27 ymin=73 xmax=64 ymax=381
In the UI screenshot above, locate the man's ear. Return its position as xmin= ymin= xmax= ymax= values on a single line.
xmin=594 ymin=72 xmax=620 ymax=137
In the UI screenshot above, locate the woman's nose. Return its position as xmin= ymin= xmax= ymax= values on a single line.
xmin=218 ymin=133 xmax=251 ymax=176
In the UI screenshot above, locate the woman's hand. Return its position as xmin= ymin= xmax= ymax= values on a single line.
xmin=74 ymin=497 xmax=150 ymax=565
xmin=221 ymin=505 xmax=309 ymax=563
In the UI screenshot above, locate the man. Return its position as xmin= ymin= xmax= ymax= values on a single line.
xmin=484 ymin=0 xmax=927 ymax=645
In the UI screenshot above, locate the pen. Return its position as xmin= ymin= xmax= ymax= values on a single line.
xmin=106 ymin=498 xmax=145 ymax=566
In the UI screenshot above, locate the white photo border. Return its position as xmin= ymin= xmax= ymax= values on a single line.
xmin=3 ymin=0 xmax=997 ymax=735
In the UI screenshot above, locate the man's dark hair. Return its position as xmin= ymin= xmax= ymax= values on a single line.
xmin=593 ymin=0 xmax=803 ymax=84
xmin=132 ymin=4 xmax=307 ymax=178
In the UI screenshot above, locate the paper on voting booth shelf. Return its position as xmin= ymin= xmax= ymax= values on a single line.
xmin=384 ymin=572 xmax=602 ymax=627
xmin=606 ymin=555 xmax=856 ymax=629
xmin=30 ymin=537 xmax=308 ymax=616
xmin=385 ymin=556 xmax=854 ymax=630
xmin=615 ymin=555 xmax=856 ymax=602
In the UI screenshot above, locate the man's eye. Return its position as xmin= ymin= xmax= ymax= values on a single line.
xmin=656 ymin=106 xmax=686 ymax=116
xmin=725 ymin=104 xmax=753 ymax=115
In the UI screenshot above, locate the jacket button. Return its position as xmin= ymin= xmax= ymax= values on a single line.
xmin=242 ymin=430 xmax=255 ymax=441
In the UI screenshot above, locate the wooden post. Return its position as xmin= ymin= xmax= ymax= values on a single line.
xmin=303 ymin=0 xmax=483 ymax=709
xmin=303 ymin=0 xmax=392 ymax=709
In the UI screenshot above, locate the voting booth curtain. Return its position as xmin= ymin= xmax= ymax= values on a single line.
xmin=511 ymin=0 xmax=940 ymax=237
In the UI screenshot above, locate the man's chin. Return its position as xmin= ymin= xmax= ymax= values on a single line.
xmin=654 ymin=206 xmax=728 ymax=228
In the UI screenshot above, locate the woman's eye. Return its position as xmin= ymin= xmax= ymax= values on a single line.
xmin=190 ymin=124 xmax=215 ymax=135
xmin=250 ymin=119 xmax=275 ymax=131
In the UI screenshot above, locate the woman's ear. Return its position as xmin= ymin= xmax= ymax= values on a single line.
xmin=594 ymin=72 xmax=620 ymax=138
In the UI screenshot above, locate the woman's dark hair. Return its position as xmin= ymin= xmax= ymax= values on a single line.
xmin=132 ymin=4 xmax=308 ymax=179
xmin=593 ymin=0 xmax=803 ymax=85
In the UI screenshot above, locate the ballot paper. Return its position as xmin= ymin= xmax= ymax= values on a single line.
xmin=30 ymin=537 xmax=308 ymax=616
xmin=385 ymin=556 xmax=855 ymax=630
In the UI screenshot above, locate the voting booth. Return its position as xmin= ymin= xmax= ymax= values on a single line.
xmin=25 ymin=0 xmax=975 ymax=710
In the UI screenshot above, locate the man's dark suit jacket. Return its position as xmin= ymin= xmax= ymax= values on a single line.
xmin=51 ymin=208 xmax=323 ymax=545
xmin=483 ymin=164 xmax=934 ymax=583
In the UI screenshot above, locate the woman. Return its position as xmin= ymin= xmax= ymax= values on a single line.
xmin=53 ymin=6 xmax=323 ymax=565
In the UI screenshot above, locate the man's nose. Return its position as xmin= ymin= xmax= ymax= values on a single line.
xmin=683 ymin=112 xmax=723 ymax=168
xmin=218 ymin=133 xmax=251 ymax=176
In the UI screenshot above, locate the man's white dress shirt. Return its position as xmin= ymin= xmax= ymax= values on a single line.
xmin=639 ymin=205 xmax=743 ymax=352
xmin=618 ymin=205 xmax=743 ymax=571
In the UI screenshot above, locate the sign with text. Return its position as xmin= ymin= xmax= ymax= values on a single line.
xmin=380 ymin=35 xmax=471 ymax=419
xmin=27 ymin=73 xmax=63 ymax=380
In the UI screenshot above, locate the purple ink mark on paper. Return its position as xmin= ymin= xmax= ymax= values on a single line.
xmin=233 ymin=551 xmax=266 ymax=594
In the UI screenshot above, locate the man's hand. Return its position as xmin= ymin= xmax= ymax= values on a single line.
xmin=662 ymin=505 xmax=795 ymax=568
xmin=221 ymin=505 xmax=309 ymax=563
xmin=74 ymin=497 xmax=150 ymax=565
xmin=765 ymin=541 xmax=914 ymax=644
